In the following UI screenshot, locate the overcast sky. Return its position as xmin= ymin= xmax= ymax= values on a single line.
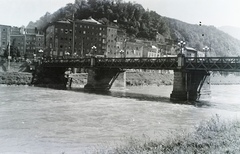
xmin=0 ymin=0 xmax=240 ymax=28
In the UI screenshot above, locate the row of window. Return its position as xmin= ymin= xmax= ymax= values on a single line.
xmin=56 ymin=28 xmax=105 ymax=34
xmin=26 ymin=37 xmax=43 ymax=41
xmin=75 ymin=25 xmax=106 ymax=31
xmin=107 ymin=50 xmax=141 ymax=56
xmin=57 ymin=43 xmax=103 ymax=49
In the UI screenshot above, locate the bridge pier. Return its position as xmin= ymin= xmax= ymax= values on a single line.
xmin=32 ymin=66 xmax=68 ymax=88
xmin=170 ymin=70 xmax=211 ymax=101
xmin=84 ymin=68 xmax=123 ymax=91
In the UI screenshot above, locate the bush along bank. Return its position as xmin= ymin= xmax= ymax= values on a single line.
xmin=101 ymin=115 xmax=240 ymax=154
xmin=125 ymin=71 xmax=174 ymax=86
xmin=0 ymin=72 xmax=32 ymax=85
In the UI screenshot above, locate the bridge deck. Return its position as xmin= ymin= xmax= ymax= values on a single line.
xmin=41 ymin=57 xmax=240 ymax=72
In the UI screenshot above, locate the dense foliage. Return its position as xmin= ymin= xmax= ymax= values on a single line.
xmin=28 ymin=0 xmax=240 ymax=56
xmin=28 ymin=0 xmax=169 ymax=40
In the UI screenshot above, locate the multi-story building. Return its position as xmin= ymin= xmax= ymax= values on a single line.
xmin=10 ymin=27 xmax=44 ymax=59
xmin=0 ymin=24 xmax=11 ymax=55
xmin=36 ymin=34 xmax=44 ymax=56
xmin=10 ymin=34 xmax=25 ymax=56
xmin=106 ymin=26 xmax=118 ymax=57
xmin=45 ymin=17 xmax=108 ymax=57
xmin=107 ymin=29 xmax=126 ymax=58
xmin=143 ymin=45 xmax=161 ymax=58
xmin=125 ymin=41 xmax=143 ymax=58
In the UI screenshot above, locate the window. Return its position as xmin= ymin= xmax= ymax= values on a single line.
xmin=65 ymin=29 xmax=68 ymax=34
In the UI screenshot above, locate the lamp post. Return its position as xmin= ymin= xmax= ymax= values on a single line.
xmin=203 ymin=46 xmax=209 ymax=57
xmin=38 ymin=49 xmax=43 ymax=57
xmin=91 ymin=45 xmax=97 ymax=56
xmin=178 ymin=41 xmax=186 ymax=54
xmin=72 ymin=14 xmax=75 ymax=56
xmin=119 ymin=49 xmax=124 ymax=58
xmin=65 ymin=51 xmax=70 ymax=58
xmin=7 ymin=42 xmax=11 ymax=71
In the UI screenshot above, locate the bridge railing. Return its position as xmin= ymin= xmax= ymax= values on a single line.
xmin=95 ymin=57 xmax=178 ymax=69
xmin=185 ymin=57 xmax=240 ymax=71
xmin=41 ymin=57 xmax=92 ymax=67
xmin=40 ymin=56 xmax=240 ymax=71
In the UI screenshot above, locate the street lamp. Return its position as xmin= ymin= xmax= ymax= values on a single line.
xmin=91 ymin=46 xmax=97 ymax=56
xmin=203 ymin=46 xmax=209 ymax=57
xmin=119 ymin=50 xmax=124 ymax=58
xmin=65 ymin=51 xmax=70 ymax=58
xmin=178 ymin=41 xmax=186 ymax=54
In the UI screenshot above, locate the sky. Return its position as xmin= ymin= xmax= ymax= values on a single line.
xmin=0 ymin=0 xmax=240 ymax=28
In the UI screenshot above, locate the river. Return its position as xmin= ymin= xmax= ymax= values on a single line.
xmin=0 ymin=84 xmax=240 ymax=154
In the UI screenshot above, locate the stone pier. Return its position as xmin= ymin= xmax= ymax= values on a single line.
xmin=84 ymin=68 xmax=123 ymax=91
xmin=170 ymin=54 xmax=211 ymax=101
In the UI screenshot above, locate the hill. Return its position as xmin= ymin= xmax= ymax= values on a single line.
xmin=164 ymin=18 xmax=240 ymax=56
xmin=28 ymin=0 xmax=240 ymax=57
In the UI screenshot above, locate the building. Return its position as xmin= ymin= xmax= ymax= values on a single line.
xmin=106 ymin=26 xmax=118 ymax=57
xmin=125 ymin=41 xmax=143 ymax=58
xmin=10 ymin=34 xmax=25 ymax=56
xmin=35 ymin=34 xmax=44 ymax=57
xmin=0 ymin=24 xmax=11 ymax=55
xmin=143 ymin=45 xmax=161 ymax=58
xmin=107 ymin=29 xmax=126 ymax=58
xmin=45 ymin=17 xmax=108 ymax=58
xmin=10 ymin=27 xmax=44 ymax=59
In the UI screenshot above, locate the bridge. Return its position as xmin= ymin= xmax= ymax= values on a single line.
xmin=33 ymin=54 xmax=240 ymax=101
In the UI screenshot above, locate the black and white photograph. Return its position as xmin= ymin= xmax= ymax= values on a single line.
xmin=0 ymin=0 xmax=240 ymax=153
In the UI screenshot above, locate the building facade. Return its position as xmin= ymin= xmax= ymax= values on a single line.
xmin=106 ymin=26 xmax=118 ymax=57
xmin=10 ymin=27 xmax=44 ymax=59
xmin=0 ymin=25 xmax=11 ymax=55
xmin=125 ymin=42 xmax=143 ymax=58
xmin=45 ymin=18 xmax=108 ymax=58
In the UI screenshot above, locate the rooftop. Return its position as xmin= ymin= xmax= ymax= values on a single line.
xmin=81 ymin=17 xmax=101 ymax=25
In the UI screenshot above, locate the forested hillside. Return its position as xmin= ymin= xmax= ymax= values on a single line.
xmin=165 ymin=18 xmax=240 ymax=56
xmin=28 ymin=0 xmax=240 ymax=56
xmin=28 ymin=0 xmax=170 ymax=40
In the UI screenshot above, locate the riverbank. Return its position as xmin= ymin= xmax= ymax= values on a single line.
xmin=0 ymin=72 xmax=32 ymax=85
xmin=0 ymin=70 xmax=240 ymax=86
xmin=99 ymin=115 xmax=240 ymax=153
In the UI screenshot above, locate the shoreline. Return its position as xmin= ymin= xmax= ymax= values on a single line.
xmin=0 ymin=71 xmax=240 ymax=86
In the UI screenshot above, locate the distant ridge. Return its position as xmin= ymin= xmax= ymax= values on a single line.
xmin=218 ymin=26 xmax=240 ymax=40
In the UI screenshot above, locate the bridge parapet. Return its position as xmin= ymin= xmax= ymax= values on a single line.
xmin=185 ymin=57 xmax=240 ymax=71
xmin=95 ymin=57 xmax=178 ymax=69
xmin=41 ymin=57 xmax=92 ymax=67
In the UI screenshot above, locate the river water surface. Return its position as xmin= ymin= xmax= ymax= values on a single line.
xmin=0 ymin=85 xmax=240 ymax=153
